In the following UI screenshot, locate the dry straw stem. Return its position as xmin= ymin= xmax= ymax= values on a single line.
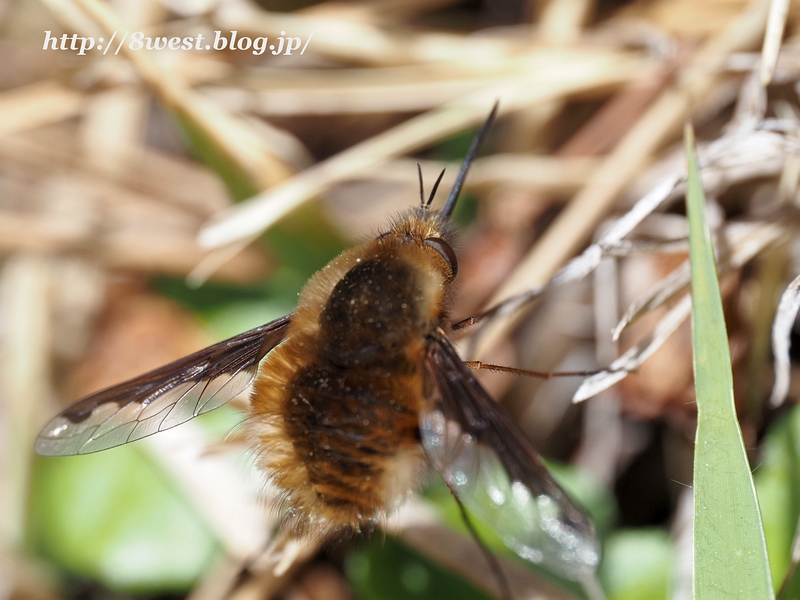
xmin=0 ymin=256 xmax=52 ymax=548
xmin=216 ymin=2 xmax=520 ymax=67
xmin=0 ymin=128 xmax=269 ymax=282
xmin=0 ymin=201 xmax=267 ymax=282
xmin=471 ymin=0 xmax=773 ymax=360
xmin=186 ymin=235 xmax=263 ymax=288
xmin=575 ymin=261 xmax=623 ymax=485
xmin=558 ymin=62 xmax=679 ymax=157
xmin=614 ymin=218 xmax=788 ymax=342
xmin=2 ymin=126 xmax=230 ymax=215
xmin=43 ymin=0 xmax=295 ymax=191
xmin=209 ymin=0 xmax=595 ymax=116
xmin=0 ymin=81 xmax=84 ymax=138
xmin=187 ymin=558 xmax=245 ymax=600
xmin=482 ymin=105 xmax=794 ymax=399
xmin=614 ymin=261 xmax=691 ymax=342
xmin=81 ymin=87 xmax=149 ymax=175
xmin=0 ymin=207 xmax=266 ymax=281
xmin=458 ymin=174 xmax=682 ymax=347
xmin=769 ymin=272 xmax=800 ymax=406
xmin=365 ymin=155 xmax=598 ymax=197
xmin=510 ymin=0 xmax=589 ymax=161
xmin=206 ymin=63 xmax=542 ymax=116
xmin=612 ymin=126 xmax=799 ymax=337
xmin=219 ymin=533 xmax=320 ymax=600
xmin=574 ymin=220 xmax=785 ymax=402
xmin=539 ymin=0 xmax=593 ymax=43
xmin=199 ymin=50 xmax=645 ymax=248
xmin=761 ymin=0 xmax=791 ymax=85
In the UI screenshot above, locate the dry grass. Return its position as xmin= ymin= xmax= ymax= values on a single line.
xmin=3 ymin=0 xmax=800 ymax=598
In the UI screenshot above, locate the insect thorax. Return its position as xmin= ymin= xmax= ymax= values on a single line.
xmin=319 ymin=255 xmax=429 ymax=367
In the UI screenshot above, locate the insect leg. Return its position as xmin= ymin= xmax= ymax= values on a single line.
xmin=462 ymin=361 xmax=618 ymax=379
xmin=445 ymin=481 xmax=514 ymax=600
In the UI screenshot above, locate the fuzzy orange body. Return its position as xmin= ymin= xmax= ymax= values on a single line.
xmin=246 ymin=211 xmax=457 ymax=536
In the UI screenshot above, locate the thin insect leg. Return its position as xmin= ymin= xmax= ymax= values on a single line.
xmin=451 ymin=312 xmax=633 ymax=377
xmin=451 ymin=287 xmax=542 ymax=332
xmin=446 ymin=481 xmax=514 ymax=600
xmin=463 ymin=361 xmax=623 ymax=378
xmin=451 ymin=315 xmax=479 ymax=332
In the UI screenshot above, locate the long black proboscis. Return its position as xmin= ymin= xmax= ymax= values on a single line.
xmin=441 ymin=101 xmax=499 ymax=218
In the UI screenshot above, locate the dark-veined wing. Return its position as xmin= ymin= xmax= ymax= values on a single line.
xmin=420 ymin=332 xmax=600 ymax=581
xmin=35 ymin=315 xmax=292 ymax=456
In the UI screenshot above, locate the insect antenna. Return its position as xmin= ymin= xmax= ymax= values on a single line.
xmin=447 ymin=481 xmax=513 ymax=600
xmin=441 ymin=101 xmax=499 ymax=218
xmin=417 ymin=162 xmax=425 ymax=208
xmin=425 ymin=168 xmax=447 ymax=208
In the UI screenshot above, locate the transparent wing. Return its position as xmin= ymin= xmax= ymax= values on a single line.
xmin=421 ymin=333 xmax=600 ymax=581
xmin=35 ymin=315 xmax=292 ymax=456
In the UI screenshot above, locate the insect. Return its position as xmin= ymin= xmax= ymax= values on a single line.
xmin=35 ymin=104 xmax=600 ymax=592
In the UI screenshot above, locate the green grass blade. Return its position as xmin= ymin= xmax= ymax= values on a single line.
xmin=686 ymin=124 xmax=774 ymax=599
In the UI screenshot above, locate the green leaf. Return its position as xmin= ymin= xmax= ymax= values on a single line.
xmin=685 ymin=125 xmax=773 ymax=598
xmin=261 ymin=202 xmax=349 ymax=278
xmin=754 ymin=403 xmax=800 ymax=594
xmin=173 ymin=111 xmax=259 ymax=202
xmin=600 ymin=529 xmax=672 ymax=600
xmin=346 ymin=535 xmax=493 ymax=600
xmin=28 ymin=448 xmax=219 ymax=592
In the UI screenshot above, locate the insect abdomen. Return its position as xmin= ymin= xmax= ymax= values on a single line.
xmin=284 ymin=360 xmax=423 ymax=527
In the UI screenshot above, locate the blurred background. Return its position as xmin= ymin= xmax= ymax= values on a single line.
xmin=3 ymin=0 xmax=800 ymax=598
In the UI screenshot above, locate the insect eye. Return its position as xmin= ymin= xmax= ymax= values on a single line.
xmin=423 ymin=237 xmax=458 ymax=280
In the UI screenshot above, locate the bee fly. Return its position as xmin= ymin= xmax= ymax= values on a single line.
xmin=35 ymin=104 xmax=600 ymax=594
